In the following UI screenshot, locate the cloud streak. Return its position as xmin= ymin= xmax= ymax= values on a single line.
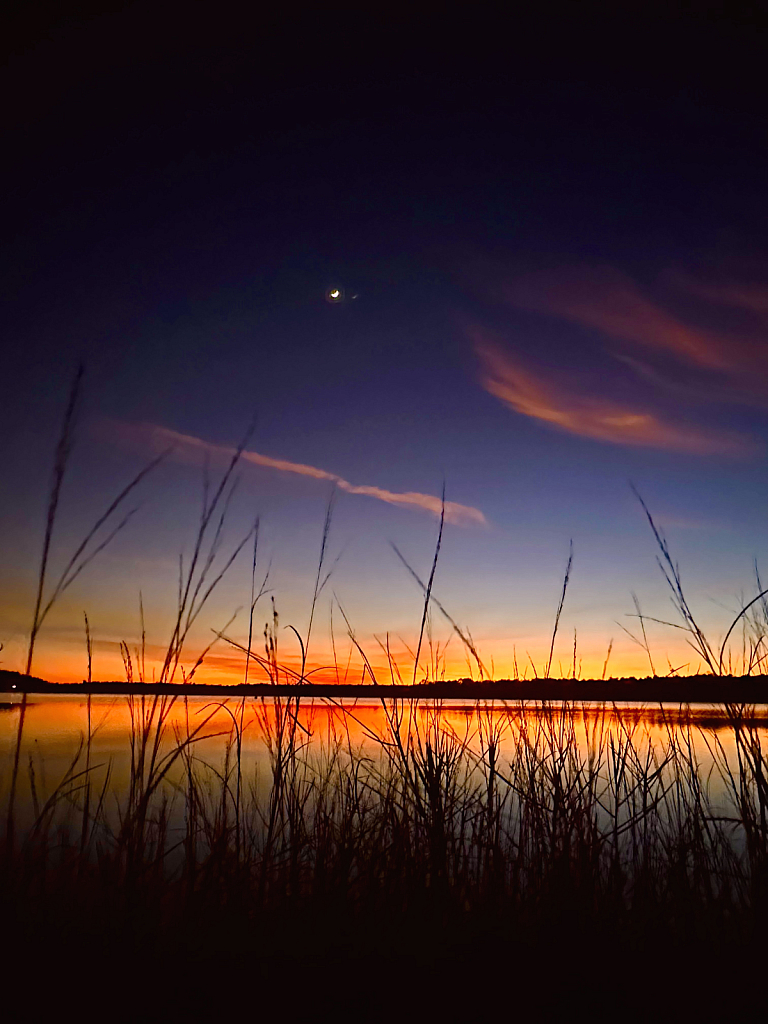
xmin=476 ymin=338 xmax=751 ymax=455
xmin=112 ymin=421 xmax=487 ymax=527
xmin=670 ymin=272 xmax=768 ymax=319
xmin=501 ymin=267 xmax=738 ymax=371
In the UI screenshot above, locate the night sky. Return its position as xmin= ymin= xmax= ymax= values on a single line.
xmin=3 ymin=3 xmax=768 ymax=682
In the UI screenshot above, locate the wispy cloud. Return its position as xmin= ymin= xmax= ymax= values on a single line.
xmin=109 ymin=421 xmax=487 ymax=527
xmin=476 ymin=338 xmax=752 ymax=455
xmin=470 ymin=263 xmax=768 ymax=453
xmin=669 ymin=272 xmax=768 ymax=318
xmin=500 ymin=267 xmax=738 ymax=371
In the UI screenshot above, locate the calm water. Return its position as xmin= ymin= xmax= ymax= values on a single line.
xmin=1 ymin=693 xmax=764 ymax=835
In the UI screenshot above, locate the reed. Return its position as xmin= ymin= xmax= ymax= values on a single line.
xmin=4 ymin=392 xmax=768 ymax=1015
xmin=4 ymin=695 xmax=767 ymax=947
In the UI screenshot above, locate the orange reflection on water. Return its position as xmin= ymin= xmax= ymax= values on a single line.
xmin=2 ymin=693 xmax=760 ymax=790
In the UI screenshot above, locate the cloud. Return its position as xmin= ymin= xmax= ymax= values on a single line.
xmin=475 ymin=338 xmax=751 ymax=455
xmin=669 ymin=272 xmax=768 ymax=318
xmin=500 ymin=267 xmax=736 ymax=371
xmin=110 ymin=421 xmax=487 ymax=527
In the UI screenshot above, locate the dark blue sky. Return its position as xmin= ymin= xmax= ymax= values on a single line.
xmin=4 ymin=3 xmax=768 ymax=681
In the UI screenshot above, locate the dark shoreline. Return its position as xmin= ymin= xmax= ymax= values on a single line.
xmin=3 ymin=668 xmax=768 ymax=703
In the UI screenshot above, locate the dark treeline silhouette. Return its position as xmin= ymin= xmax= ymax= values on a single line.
xmin=4 ymin=668 xmax=768 ymax=704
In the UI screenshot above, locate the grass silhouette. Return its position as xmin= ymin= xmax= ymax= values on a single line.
xmin=3 ymin=379 xmax=768 ymax=1018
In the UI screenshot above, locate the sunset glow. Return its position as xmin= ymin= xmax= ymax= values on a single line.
xmin=5 ymin=5 xmax=768 ymax=1008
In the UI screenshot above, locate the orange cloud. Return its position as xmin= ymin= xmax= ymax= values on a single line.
xmin=476 ymin=338 xmax=751 ymax=454
xmin=110 ymin=421 xmax=487 ymax=527
xmin=501 ymin=267 xmax=733 ymax=370
xmin=670 ymin=273 xmax=768 ymax=318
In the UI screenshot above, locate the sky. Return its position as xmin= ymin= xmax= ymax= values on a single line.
xmin=3 ymin=3 xmax=768 ymax=683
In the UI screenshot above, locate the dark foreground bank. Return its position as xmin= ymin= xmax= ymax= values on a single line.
xmin=4 ymin=673 xmax=768 ymax=1021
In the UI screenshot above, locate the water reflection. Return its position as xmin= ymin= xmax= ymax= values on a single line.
xmin=2 ymin=693 xmax=764 ymax=815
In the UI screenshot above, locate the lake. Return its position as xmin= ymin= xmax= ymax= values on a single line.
xmin=2 ymin=692 xmax=763 ymax=838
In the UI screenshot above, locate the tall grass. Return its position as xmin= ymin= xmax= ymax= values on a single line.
xmin=4 ymin=388 xmax=768 ymax=1007
xmin=6 ymin=368 xmax=166 ymax=849
xmin=4 ymin=693 xmax=768 ymax=964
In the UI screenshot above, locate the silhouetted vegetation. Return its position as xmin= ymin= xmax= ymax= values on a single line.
xmin=3 ymin=380 xmax=768 ymax=1016
xmin=2 ymin=689 xmax=768 ymax=1016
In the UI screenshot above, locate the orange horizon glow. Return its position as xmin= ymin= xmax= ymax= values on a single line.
xmin=14 ymin=630 xmax=717 ymax=686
